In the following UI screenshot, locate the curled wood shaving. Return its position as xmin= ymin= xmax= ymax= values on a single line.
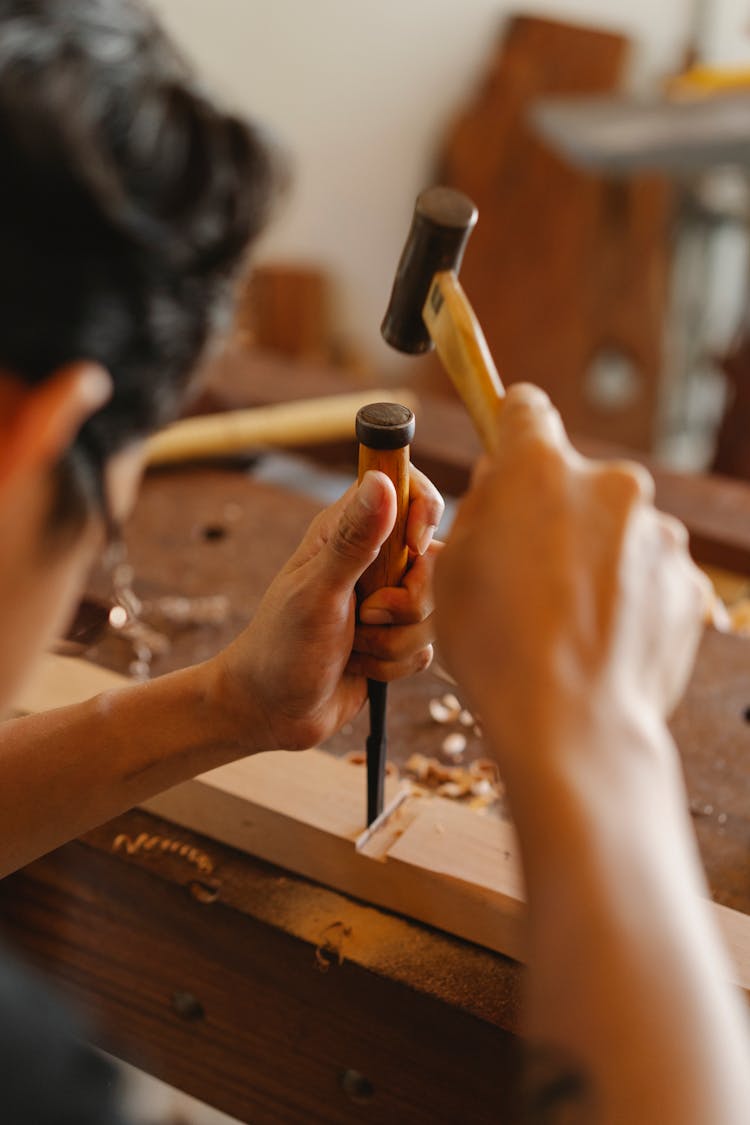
xmin=405 ymin=753 xmax=504 ymax=808
xmin=314 ymin=921 xmax=352 ymax=973
xmin=112 ymin=831 xmax=214 ymax=875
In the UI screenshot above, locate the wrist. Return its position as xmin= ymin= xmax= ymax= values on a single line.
xmin=197 ymin=654 xmax=274 ymax=757
xmin=484 ymin=694 xmax=684 ymax=834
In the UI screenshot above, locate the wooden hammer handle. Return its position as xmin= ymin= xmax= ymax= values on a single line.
xmin=422 ymin=270 xmax=505 ymax=453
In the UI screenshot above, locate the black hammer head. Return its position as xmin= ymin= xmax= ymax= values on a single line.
xmin=381 ymin=186 xmax=478 ymax=355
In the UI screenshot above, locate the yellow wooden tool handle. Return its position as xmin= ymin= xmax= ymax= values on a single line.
xmin=422 ymin=270 xmax=504 ymax=453
xmin=357 ymin=442 xmax=410 ymax=601
xmin=145 ymin=388 xmax=418 ymax=466
xmin=355 ymin=402 xmax=414 ymax=602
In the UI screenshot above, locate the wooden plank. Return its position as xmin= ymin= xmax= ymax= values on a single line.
xmin=143 ymin=751 xmax=527 ymax=962
xmin=143 ymin=750 xmax=750 ymax=995
xmin=13 ymin=654 xmax=750 ymax=995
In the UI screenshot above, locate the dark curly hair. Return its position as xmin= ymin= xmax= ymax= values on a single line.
xmin=0 ymin=0 xmax=281 ymax=529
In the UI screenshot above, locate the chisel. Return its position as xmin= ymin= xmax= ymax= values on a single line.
xmin=355 ymin=402 xmax=415 ymax=825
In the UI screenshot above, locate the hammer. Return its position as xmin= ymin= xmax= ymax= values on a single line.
xmin=381 ymin=186 xmax=505 ymax=451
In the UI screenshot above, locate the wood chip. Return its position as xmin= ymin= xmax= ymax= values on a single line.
xmin=429 ymin=698 xmax=455 ymax=724
xmin=442 ymin=732 xmax=467 ymax=758
xmin=437 ymin=780 xmax=472 ymax=799
xmin=429 ymin=693 xmax=462 ymax=723
xmin=404 ymin=752 xmax=504 ymax=808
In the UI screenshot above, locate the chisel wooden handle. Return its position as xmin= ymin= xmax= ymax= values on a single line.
xmin=356 ymin=404 xmax=414 ymax=598
xmin=356 ymin=402 xmax=415 ymax=824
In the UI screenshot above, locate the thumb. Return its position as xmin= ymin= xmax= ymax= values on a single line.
xmin=319 ymin=470 xmax=396 ymax=591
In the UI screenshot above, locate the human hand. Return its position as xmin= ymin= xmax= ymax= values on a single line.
xmin=434 ymin=384 xmax=711 ymax=783
xmin=210 ymin=466 xmax=443 ymax=752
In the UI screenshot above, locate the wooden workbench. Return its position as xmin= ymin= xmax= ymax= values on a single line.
xmin=1 ymin=364 xmax=749 ymax=1123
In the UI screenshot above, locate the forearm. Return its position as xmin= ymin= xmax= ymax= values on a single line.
xmin=489 ymin=710 xmax=750 ymax=1125
xmin=0 ymin=660 xmax=259 ymax=878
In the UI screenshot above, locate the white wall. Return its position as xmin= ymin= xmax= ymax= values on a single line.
xmin=704 ymin=0 xmax=750 ymax=65
xmin=148 ymin=0 xmax=712 ymax=370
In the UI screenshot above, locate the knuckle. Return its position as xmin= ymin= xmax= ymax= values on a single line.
xmin=609 ymin=460 xmax=654 ymax=502
xmin=596 ymin=461 xmax=651 ymax=507
xmin=658 ymin=513 xmax=689 ymax=550
xmin=330 ymin=511 xmax=370 ymax=560
xmin=505 ymin=382 xmax=552 ymax=414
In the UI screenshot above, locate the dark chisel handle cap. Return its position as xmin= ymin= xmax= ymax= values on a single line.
xmin=356 ymin=402 xmax=415 ymax=450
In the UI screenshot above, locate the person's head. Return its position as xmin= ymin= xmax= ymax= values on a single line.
xmin=0 ymin=0 xmax=279 ymax=703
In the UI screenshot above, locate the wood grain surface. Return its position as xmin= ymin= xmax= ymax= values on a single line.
xmin=15 ymin=655 xmax=750 ymax=995
xmin=0 ymin=813 xmax=523 ymax=1124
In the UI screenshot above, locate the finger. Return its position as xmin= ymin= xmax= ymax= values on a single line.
xmin=358 ymin=543 xmax=441 ymax=625
xmin=684 ymin=555 xmax=717 ymax=625
xmin=593 ymin=459 xmax=655 ymax=505
xmin=405 ymin=464 xmax=445 ymax=556
xmin=470 ymin=453 xmax=494 ymax=489
xmin=316 ymin=470 xmax=396 ymax=590
xmin=656 ymin=511 xmax=689 ymax=549
xmin=661 ymin=552 xmax=711 ymax=712
xmin=353 ymin=615 xmax=435 ymax=661
xmin=347 ymin=644 xmax=434 ymax=683
xmin=495 ymin=382 xmax=569 ymax=455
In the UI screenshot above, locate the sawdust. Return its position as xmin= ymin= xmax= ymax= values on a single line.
xmin=257 ymin=874 xmax=521 ymax=1028
xmin=313 ymin=920 xmax=353 ymax=972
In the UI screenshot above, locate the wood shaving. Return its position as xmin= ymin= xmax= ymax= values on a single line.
xmin=728 ymin=599 xmax=750 ymax=634
xmin=459 ymin=709 xmax=474 ymax=727
xmin=429 ymin=698 xmax=455 ymax=723
xmin=437 ymin=780 xmax=472 ymax=799
xmin=429 ymin=693 xmax=462 ymax=723
xmin=344 ymin=750 xmax=399 ymax=779
xmin=405 ymin=752 xmax=504 ymax=808
xmin=314 ymin=920 xmax=352 ymax=972
xmin=471 ymin=758 xmax=500 ymax=783
xmin=112 ymin=831 xmax=214 ymax=875
xmin=442 ymin=732 xmax=467 ymax=758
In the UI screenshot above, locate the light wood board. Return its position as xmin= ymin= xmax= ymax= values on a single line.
xmin=14 ymin=654 xmax=750 ymax=995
